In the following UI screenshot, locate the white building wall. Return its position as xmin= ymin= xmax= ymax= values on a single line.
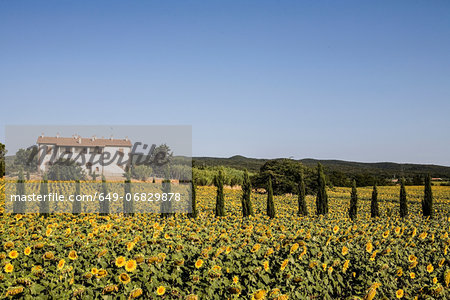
xmin=38 ymin=144 xmax=131 ymax=178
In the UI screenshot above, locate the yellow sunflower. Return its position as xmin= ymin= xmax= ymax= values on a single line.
xmin=251 ymin=243 xmax=261 ymax=253
xmin=24 ymin=247 xmax=31 ymax=256
xmin=57 ymin=259 xmax=65 ymax=270
xmin=68 ymin=250 xmax=78 ymax=260
xmin=427 ymin=264 xmax=434 ymax=273
xmin=253 ymin=289 xmax=266 ymax=300
xmin=408 ymin=255 xmax=417 ymax=263
xmin=290 ymin=243 xmax=299 ymax=254
xmin=125 ymin=259 xmax=137 ymax=272
xmin=156 ymin=286 xmax=165 ymax=296
xmin=127 ymin=242 xmax=135 ymax=251
xmin=129 ymin=288 xmax=143 ymax=299
xmin=119 ymin=272 xmax=131 ymax=284
xmin=96 ymin=269 xmax=108 ymax=278
xmin=366 ymin=242 xmax=373 ymax=253
xmin=342 ymin=246 xmax=349 ymax=256
xmin=280 ymin=259 xmax=289 ymax=271
xmin=8 ymin=250 xmax=19 ymax=259
xmin=43 ymin=252 xmax=54 ymax=260
xmin=333 ymin=225 xmax=339 ymax=234
xmin=263 ymin=260 xmax=269 ymax=271
xmin=396 ymin=289 xmax=404 ymax=298
xmin=115 ymin=256 xmax=126 ymax=267
xmin=4 ymin=263 xmax=14 ymax=273
xmin=4 ymin=241 xmax=14 ymax=249
xmin=195 ymin=259 xmax=203 ymax=269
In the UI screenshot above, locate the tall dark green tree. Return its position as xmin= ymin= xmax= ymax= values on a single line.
xmin=13 ymin=169 xmax=26 ymax=214
xmin=188 ymin=180 xmax=198 ymax=218
xmin=123 ymin=170 xmax=134 ymax=215
xmin=349 ymin=179 xmax=358 ymax=220
xmin=266 ymin=177 xmax=276 ymax=218
xmin=161 ymin=178 xmax=172 ymax=217
xmin=100 ymin=175 xmax=110 ymax=215
xmin=0 ymin=142 xmax=6 ymax=177
xmin=241 ymin=169 xmax=253 ymax=217
xmin=422 ymin=174 xmax=433 ymax=218
xmin=370 ymin=182 xmax=380 ymax=218
xmin=39 ymin=173 xmax=49 ymax=216
xmin=298 ymin=171 xmax=308 ymax=216
xmin=72 ymin=179 xmax=81 ymax=214
xmin=214 ymin=169 xmax=225 ymax=217
xmin=316 ymin=163 xmax=328 ymax=215
xmin=399 ymin=178 xmax=408 ymax=218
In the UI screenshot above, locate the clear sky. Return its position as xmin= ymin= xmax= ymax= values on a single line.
xmin=1 ymin=1 xmax=449 ymax=165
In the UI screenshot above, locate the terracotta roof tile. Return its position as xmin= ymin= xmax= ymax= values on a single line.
xmin=37 ymin=136 xmax=132 ymax=147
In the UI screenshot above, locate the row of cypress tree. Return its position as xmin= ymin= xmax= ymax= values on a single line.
xmin=213 ymin=163 xmax=435 ymax=220
xmin=12 ymin=165 xmax=435 ymax=220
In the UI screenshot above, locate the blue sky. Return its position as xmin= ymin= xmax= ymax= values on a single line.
xmin=1 ymin=1 xmax=449 ymax=165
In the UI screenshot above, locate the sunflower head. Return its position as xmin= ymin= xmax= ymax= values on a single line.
xmin=396 ymin=289 xmax=404 ymax=298
xmin=8 ymin=250 xmax=19 ymax=259
xmin=125 ymin=260 xmax=137 ymax=272
xmin=57 ymin=259 xmax=65 ymax=270
xmin=156 ymin=286 xmax=165 ymax=296
xmin=119 ymin=273 xmax=131 ymax=284
xmin=115 ymin=256 xmax=126 ymax=267
xmin=4 ymin=263 xmax=14 ymax=273
xmin=24 ymin=247 xmax=31 ymax=256
xmin=68 ymin=250 xmax=78 ymax=260
xmin=195 ymin=259 xmax=203 ymax=269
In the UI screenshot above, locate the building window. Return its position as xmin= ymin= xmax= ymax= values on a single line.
xmin=81 ymin=147 xmax=87 ymax=154
xmin=86 ymin=162 xmax=92 ymax=170
xmin=65 ymin=147 xmax=72 ymax=154
xmin=96 ymin=167 xmax=99 ymax=172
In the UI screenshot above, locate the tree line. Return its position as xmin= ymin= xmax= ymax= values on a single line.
xmin=10 ymin=162 xmax=435 ymax=221
xmin=213 ymin=163 xmax=435 ymax=220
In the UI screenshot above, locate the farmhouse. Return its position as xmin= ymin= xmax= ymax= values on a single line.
xmin=37 ymin=134 xmax=132 ymax=178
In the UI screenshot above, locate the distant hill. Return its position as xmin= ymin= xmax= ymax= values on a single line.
xmin=6 ymin=153 xmax=450 ymax=179
xmin=193 ymin=155 xmax=450 ymax=178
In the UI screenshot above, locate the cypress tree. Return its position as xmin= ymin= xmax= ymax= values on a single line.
xmin=14 ymin=169 xmax=26 ymax=214
xmin=123 ymin=170 xmax=134 ymax=215
xmin=399 ymin=178 xmax=408 ymax=218
xmin=161 ymin=178 xmax=172 ymax=217
xmin=316 ymin=163 xmax=328 ymax=215
xmin=100 ymin=175 xmax=109 ymax=215
xmin=214 ymin=169 xmax=225 ymax=217
xmin=422 ymin=174 xmax=433 ymax=218
xmin=241 ymin=169 xmax=253 ymax=217
xmin=349 ymin=179 xmax=358 ymax=220
xmin=188 ymin=180 xmax=198 ymax=218
xmin=370 ymin=182 xmax=380 ymax=218
xmin=39 ymin=173 xmax=49 ymax=216
xmin=298 ymin=171 xmax=308 ymax=216
xmin=72 ymin=179 xmax=81 ymax=214
xmin=266 ymin=177 xmax=276 ymax=218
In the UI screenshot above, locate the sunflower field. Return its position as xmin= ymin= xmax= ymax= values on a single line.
xmin=0 ymin=179 xmax=449 ymax=299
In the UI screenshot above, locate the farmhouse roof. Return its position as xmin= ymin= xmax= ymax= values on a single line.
xmin=37 ymin=136 xmax=132 ymax=147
